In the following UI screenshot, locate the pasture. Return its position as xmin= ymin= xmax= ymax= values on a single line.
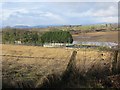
xmin=2 ymin=44 xmax=120 ymax=88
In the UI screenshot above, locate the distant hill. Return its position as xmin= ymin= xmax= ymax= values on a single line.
xmin=2 ymin=23 xmax=119 ymax=32
xmin=13 ymin=25 xmax=31 ymax=29
xmin=12 ymin=25 xmax=64 ymax=29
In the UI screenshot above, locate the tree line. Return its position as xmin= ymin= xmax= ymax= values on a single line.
xmin=2 ymin=28 xmax=42 ymax=45
xmin=2 ymin=28 xmax=73 ymax=45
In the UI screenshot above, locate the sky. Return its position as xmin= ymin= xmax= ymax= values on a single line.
xmin=0 ymin=0 xmax=118 ymax=27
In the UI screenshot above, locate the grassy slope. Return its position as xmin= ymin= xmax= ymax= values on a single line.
xmin=2 ymin=44 xmax=120 ymax=88
xmin=10 ymin=23 xmax=118 ymax=32
xmin=38 ymin=23 xmax=119 ymax=31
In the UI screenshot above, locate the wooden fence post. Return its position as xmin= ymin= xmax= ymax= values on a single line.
xmin=62 ymin=50 xmax=77 ymax=80
xmin=117 ymin=51 xmax=120 ymax=73
xmin=111 ymin=50 xmax=119 ymax=74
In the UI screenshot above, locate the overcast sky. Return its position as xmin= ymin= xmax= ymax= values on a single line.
xmin=0 ymin=1 xmax=118 ymax=27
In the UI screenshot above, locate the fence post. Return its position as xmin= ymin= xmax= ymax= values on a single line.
xmin=117 ymin=51 xmax=120 ymax=73
xmin=62 ymin=50 xmax=77 ymax=80
xmin=66 ymin=50 xmax=77 ymax=71
xmin=111 ymin=50 xmax=118 ymax=74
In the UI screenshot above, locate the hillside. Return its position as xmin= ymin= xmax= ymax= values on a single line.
xmin=2 ymin=23 xmax=119 ymax=32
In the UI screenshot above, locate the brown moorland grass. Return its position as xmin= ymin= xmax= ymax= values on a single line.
xmin=2 ymin=44 xmax=120 ymax=88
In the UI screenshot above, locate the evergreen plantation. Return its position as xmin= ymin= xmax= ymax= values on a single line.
xmin=41 ymin=30 xmax=73 ymax=44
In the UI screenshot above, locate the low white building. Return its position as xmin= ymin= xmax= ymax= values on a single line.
xmin=14 ymin=41 xmax=22 ymax=44
xmin=43 ymin=43 xmax=73 ymax=47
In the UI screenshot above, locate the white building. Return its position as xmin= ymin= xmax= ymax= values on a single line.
xmin=14 ymin=41 xmax=22 ymax=44
xmin=43 ymin=43 xmax=73 ymax=47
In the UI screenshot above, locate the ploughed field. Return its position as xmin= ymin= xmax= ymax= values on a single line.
xmin=73 ymin=31 xmax=119 ymax=43
xmin=2 ymin=44 xmax=120 ymax=88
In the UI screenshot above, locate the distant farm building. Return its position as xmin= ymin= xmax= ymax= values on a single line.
xmin=43 ymin=43 xmax=73 ymax=47
xmin=69 ymin=30 xmax=81 ymax=35
xmin=95 ymin=29 xmax=106 ymax=32
xmin=14 ymin=41 xmax=22 ymax=44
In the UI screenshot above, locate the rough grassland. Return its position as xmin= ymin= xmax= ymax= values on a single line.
xmin=2 ymin=44 xmax=120 ymax=88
